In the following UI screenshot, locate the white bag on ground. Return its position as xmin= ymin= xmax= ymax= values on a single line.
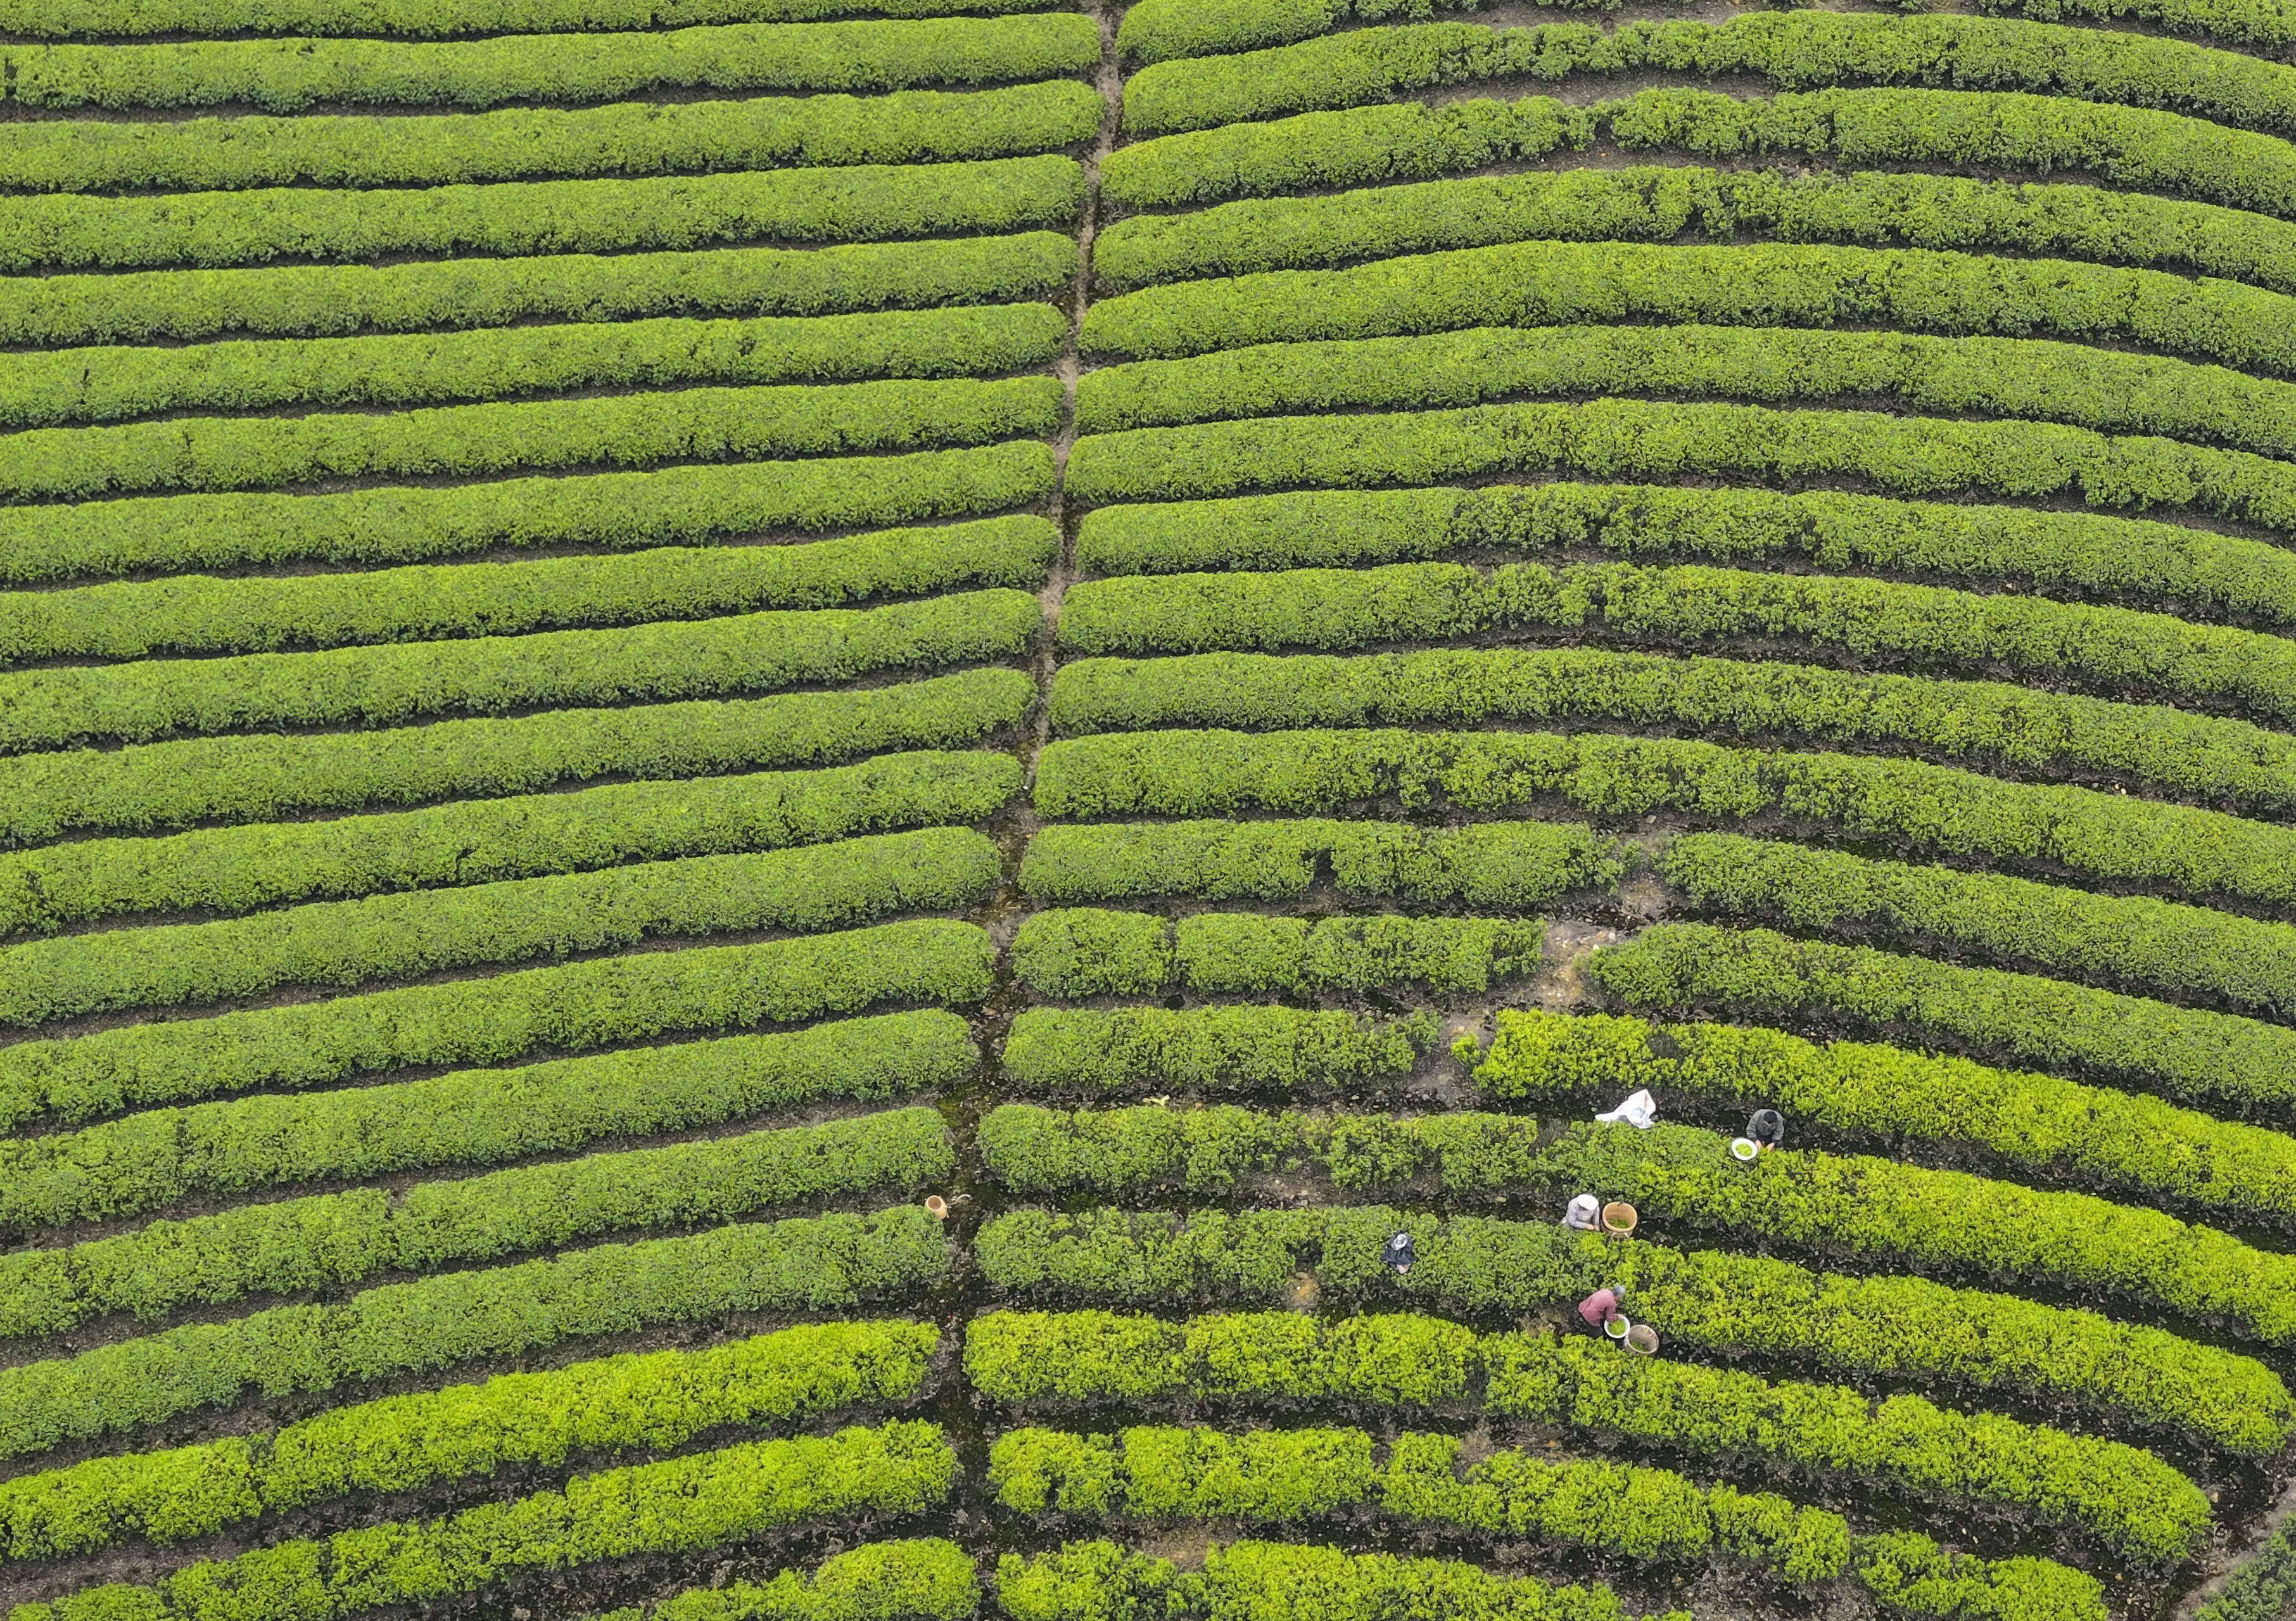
xmin=1595 ymin=1089 xmax=1658 ymax=1129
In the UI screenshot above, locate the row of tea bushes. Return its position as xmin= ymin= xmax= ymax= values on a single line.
xmin=1468 ymin=1008 xmax=2296 ymax=1226
xmin=1062 ymin=398 xmax=2296 ymax=535
xmin=1110 ymin=0 xmax=2293 ymax=64
xmin=0 ymin=1209 xmax=948 ymax=1463
xmin=0 ymin=375 xmax=1060 ymax=503
xmin=1097 ymin=162 xmax=2296 ymax=292
xmin=0 ymin=443 xmax=1056 ymax=582
xmin=1012 ymin=908 xmax=1542 ymax=999
xmin=0 ymin=1017 xmax=967 ymax=1229
xmin=0 ymin=82 xmax=1103 ymax=194
xmin=988 ymin=1421 xmax=2096 ymax=1618
xmin=0 ymin=752 xmax=1018 ymax=936
xmin=1003 ymin=1005 xmax=1438 ymax=1097
xmin=1 ymin=305 xmax=1067 ymax=431
xmin=1073 ymin=483 xmax=2296 ymax=637
xmin=0 ymin=589 xmax=1041 ymax=752
xmin=1658 ymin=832 xmax=2296 ymax=1016
xmin=1118 ymin=15 xmax=2296 ymax=135
xmin=0 ymin=1321 xmax=937 ymax=1562
xmin=0 ymin=0 xmax=1067 ymax=37
xmin=1047 ymin=648 xmax=2296 ymax=814
xmin=988 ymin=1423 xmax=1849 ymax=1580
xmin=1589 ymin=922 xmax=2296 ymax=1112
xmin=1 ymin=668 xmax=1032 ymax=846
xmin=0 ymin=944 xmax=984 ymax=1130
xmin=8 ymin=1423 xmax=959 ymax=1621
xmin=1002 ymin=1540 xmax=1673 ymax=1621
xmin=1037 ymin=726 xmax=2296 ymax=911
xmin=0 ymin=155 xmax=1086 ymax=274
xmin=1086 ymin=238 xmax=2296 ymax=378
xmin=976 ymin=1205 xmax=2293 ymax=1453
xmin=0 ymin=232 xmax=1079 ymax=349
xmin=4 ymin=516 xmax=1056 ymax=663
xmin=0 ymin=827 xmax=1001 ymax=1028
xmin=1 ymin=1105 xmax=953 ymax=1328
xmin=594 ymin=1540 xmax=982 ymax=1621
xmin=980 ymin=1103 xmax=2296 ymax=1341
xmin=0 ymin=13 xmax=1104 ymax=111
xmin=1079 ymin=326 xmax=2296 ymax=472
xmin=967 ymin=1309 xmax=2204 ymax=1563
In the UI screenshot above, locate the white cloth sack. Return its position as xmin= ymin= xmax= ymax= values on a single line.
xmin=1595 ymin=1088 xmax=1659 ymax=1129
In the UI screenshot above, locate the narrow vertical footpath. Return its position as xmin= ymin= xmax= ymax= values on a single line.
xmin=933 ymin=0 xmax=1126 ymax=1535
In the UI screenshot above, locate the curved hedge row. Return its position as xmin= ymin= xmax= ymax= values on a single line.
xmin=1018 ymin=817 xmax=1627 ymax=906
xmin=0 ymin=13 xmax=1104 ymax=112
xmin=1036 ymin=727 xmax=2296 ymax=914
xmin=0 ymin=826 xmax=999 ymax=1030
xmin=1 ymin=82 xmax=1103 ymax=194
xmin=1002 ymin=1005 xmax=1438 ymax=1097
xmin=0 ymin=751 xmax=1017 ymax=938
xmin=0 ymin=0 xmax=1055 ymax=37
xmin=1075 ymin=483 xmax=2296 ymax=635
xmin=1110 ymin=84 xmax=2296 ymax=226
xmin=1109 ymin=0 xmax=2292 ymax=63
xmin=1097 ymin=161 xmax=2296 ymax=299
xmin=0 ymin=440 xmax=1056 ymax=584
xmin=978 ymin=1105 xmax=2296 ymax=1342
xmin=1012 ymin=908 xmax=1543 ymax=998
xmin=1062 ymin=397 xmax=2296 ymax=536
xmin=1086 ymin=238 xmax=2296 ymax=383
xmin=5 ymin=514 xmax=1056 ymax=664
xmin=1081 ymin=325 xmax=2296 ymax=475
xmin=993 ymin=1428 xmax=2102 ymax=1619
xmin=0 ymin=928 xmax=987 ymax=1133
xmin=8 ymin=1422 xmax=958 ymax=1621
xmin=1469 ymin=1006 xmax=2296 ymax=1228
xmin=0 ymin=1319 xmax=937 ymax=1561
xmin=1117 ymin=0 xmax=1583 ymax=63
xmin=596 ymin=1540 xmax=980 ymax=1621
xmin=1 ymin=372 xmax=1062 ymax=504
xmin=1003 ymin=1537 xmax=2085 ymax=1621
xmin=965 ymin=1309 xmax=2204 ymax=1563
xmin=6 ymin=1095 xmax=947 ymax=1323
xmin=1660 ymin=830 xmax=2296 ymax=1017
xmin=0 ymin=231 xmax=1079 ymax=351
xmin=975 ymin=1204 xmax=2293 ymax=1454
xmin=0 ymin=1206 xmax=946 ymax=1461
xmin=0 ymin=664 xmax=1032 ymax=848
xmin=0 ymin=587 xmax=1040 ymax=755
xmin=1004 ymin=1539 xmax=1663 ymax=1621
xmin=991 ymin=1423 xmax=1849 ymax=1583
xmin=6 ymin=303 xmax=1065 ymax=433
xmin=0 ymin=1012 xmax=967 ymax=1235
xmin=0 ymin=155 xmax=1087 ymax=277
xmin=1591 ymin=921 xmax=2296 ymax=1112
xmin=1119 ymin=15 xmax=2296 ymax=137
xmin=1058 ymin=559 xmax=2296 ymax=728
xmin=1047 ymin=649 xmax=2296 ymax=817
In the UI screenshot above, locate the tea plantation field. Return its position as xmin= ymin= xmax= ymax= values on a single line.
xmin=1 ymin=0 xmax=2293 ymax=1613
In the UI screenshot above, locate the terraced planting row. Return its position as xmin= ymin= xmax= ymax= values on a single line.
xmin=7 ymin=0 xmax=2296 ymax=1613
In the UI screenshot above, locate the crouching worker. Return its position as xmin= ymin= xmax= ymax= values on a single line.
xmin=1576 ymin=1287 xmax=1620 ymax=1333
xmin=1747 ymin=1108 xmax=1785 ymax=1153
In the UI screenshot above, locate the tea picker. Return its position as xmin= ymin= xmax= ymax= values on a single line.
xmin=1383 ymin=1231 xmax=1416 ymax=1275
xmin=1562 ymin=1193 xmax=1602 ymax=1231
xmin=1747 ymin=1108 xmax=1786 ymax=1153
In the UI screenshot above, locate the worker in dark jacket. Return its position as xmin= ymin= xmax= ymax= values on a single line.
xmin=1747 ymin=1109 xmax=1786 ymax=1153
